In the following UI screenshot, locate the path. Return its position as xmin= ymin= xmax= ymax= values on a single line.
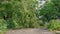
xmin=5 ymin=28 xmax=55 ymax=34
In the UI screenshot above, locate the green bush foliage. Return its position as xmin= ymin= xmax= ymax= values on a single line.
xmin=36 ymin=0 xmax=60 ymax=22
xmin=0 ymin=0 xmax=40 ymax=32
xmin=38 ymin=2 xmax=58 ymax=22
xmin=0 ymin=19 xmax=7 ymax=34
xmin=36 ymin=0 xmax=60 ymax=26
xmin=0 ymin=0 xmax=40 ymax=33
xmin=35 ymin=0 xmax=60 ymax=30
xmin=45 ymin=20 xmax=60 ymax=31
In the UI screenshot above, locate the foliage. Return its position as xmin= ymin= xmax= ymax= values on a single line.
xmin=0 ymin=19 xmax=7 ymax=34
xmin=45 ymin=20 xmax=60 ymax=31
xmin=36 ymin=0 xmax=60 ymax=30
xmin=0 ymin=0 xmax=40 ymax=31
xmin=51 ymin=0 xmax=60 ymax=16
xmin=45 ymin=0 xmax=60 ymax=30
xmin=39 ymin=2 xmax=58 ymax=21
xmin=35 ymin=0 xmax=60 ymax=27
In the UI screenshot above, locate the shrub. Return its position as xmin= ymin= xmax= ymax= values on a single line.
xmin=36 ymin=0 xmax=60 ymax=22
xmin=0 ymin=0 xmax=39 ymax=29
xmin=45 ymin=20 xmax=60 ymax=31
xmin=0 ymin=19 xmax=7 ymax=34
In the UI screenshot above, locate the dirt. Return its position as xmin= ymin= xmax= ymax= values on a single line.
xmin=5 ymin=28 xmax=55 ymax=34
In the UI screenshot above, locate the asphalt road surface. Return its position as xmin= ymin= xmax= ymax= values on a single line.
xmin=5 ymin=28 xmax=55 ymax=34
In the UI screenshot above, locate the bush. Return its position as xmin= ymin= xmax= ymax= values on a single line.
xmin=0 ymin=19 xmax=7 ymax=34
xmin=0 ymin=0 xmax=40 ymax=29
xmin=36 ymin=0 xmax=60 ymax=22
xmin=45 ymin=20 xmax=60 ymax=31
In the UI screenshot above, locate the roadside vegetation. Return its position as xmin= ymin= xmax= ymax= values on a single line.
xmin=37 ymin=0 xmax=60 ymax=31
xmin=0 ymin=0 xmax=60 ymax=34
